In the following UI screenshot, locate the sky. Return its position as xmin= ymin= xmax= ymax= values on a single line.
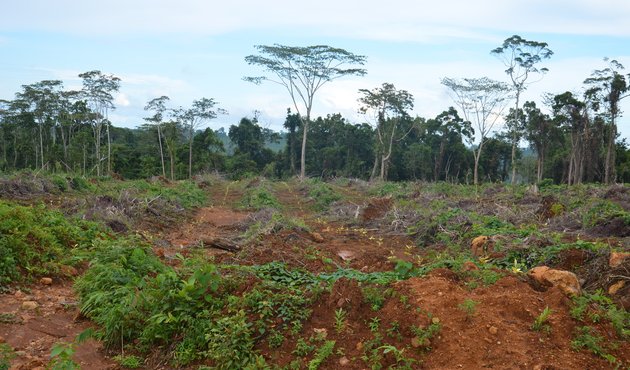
xmin=1 ymin=0 xmax=630 ymax=142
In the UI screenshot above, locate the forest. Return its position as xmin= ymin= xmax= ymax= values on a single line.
xmin=0 ymin=37 xmax=629 ymax=185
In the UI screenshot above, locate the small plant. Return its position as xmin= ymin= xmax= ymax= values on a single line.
xmin=410 ymin=321 xmax=442 ymax=350
xmin=368 ymin=317 xmax=381 ymax=333
xmin=292 ymin=338 xmax=315 ymax=357
xmin=48 ymin=329 xmax=94 ymax=370
xmin=531 ymin=306 xmax=553 ymax=333
xmin=379 ymin=344 xmax=417 ymax=369
xmin=267 ymin=329 xmax=285 ymax=348
xmin=386 ymin=320 xmax=402 ymax=340
xmin=307 ymin=340 xmax=335 ymax=370
xmin=0 ymin=343 xmax=15 ymax=370
xmin=458 ymin=299 xmax=479 ymax=320
xmin=571 ymin=326 xmax=617 ymax=363
xmin=334 ymin=308 xmax=347 ymax=334
xmin=113 ymin=354 xmax=143 ymax=368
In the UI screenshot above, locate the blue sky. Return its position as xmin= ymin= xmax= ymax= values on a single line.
xmin=1 ymin=0 xmax=630 ymax=141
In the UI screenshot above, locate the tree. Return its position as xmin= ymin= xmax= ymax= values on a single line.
xmin=441 ymin=77 xmax=512 ymax=185
xmin=358 ymin=83 xmax=414 ymax=181
xmin=424 ymin=107 xmax=473 ymax=182
xmin=584 ymin=58 xmax=629 ymax=184
xmin=79 ymin=70 xmax=121 ymax=176
xmin=552 ymin=91 xmax=588 ymax=185
xmin=144 ymin=96 xmax=170 ymax=178
xmin=174 ymin=98 xmax=226 ymax=179
xmin=283 ymin=109 xmax=301 ymax=175
xmin=244 ymin=44 xmax=367 ymax=179
xmin=522 ymin=101 xmax=555 ymax=182
xmin=14 ymin=80 xmax=64 ymax=170
xmin=492 ymin=35 xmax=553 ymax=184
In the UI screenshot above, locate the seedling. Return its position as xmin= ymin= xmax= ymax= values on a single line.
xmin=334 ymin=308 xmax=347 ymax=334
xmin=458 ymin=299 xmax=479 ymax=320
xmin=531 ymin=306 xmax=553 ymax=333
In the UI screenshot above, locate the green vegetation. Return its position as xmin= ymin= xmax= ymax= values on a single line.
xmin=458 ymin=299 xmax=480 ymax=320
xmin=531 ymin=306 xmax=553 ymax=333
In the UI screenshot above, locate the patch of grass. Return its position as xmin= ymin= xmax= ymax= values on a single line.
xmin=582 ymin=200 xmax=630 ymax=228
xmin=113 ymin=354 xmax=143 ymax=368
xmin=531 ymin=306 xmax=553 ymax=333
xmin=304 ymin=179 xmax=342 ymax=211
xmin=239 ymin=186 xmax=281 ymax=210
xmin=571 ymin=326 xmax=618 ymax=364
xmin=458 ymin=299 xmax=479 ymax=320
xmin=0 ymin=343 xmax=15 ymax=370
xmin=308 ymin=340 xmax=335 ymax=370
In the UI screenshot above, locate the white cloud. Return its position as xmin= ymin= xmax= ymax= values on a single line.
xmin=114 ymin=93 xmax=130 ymax=107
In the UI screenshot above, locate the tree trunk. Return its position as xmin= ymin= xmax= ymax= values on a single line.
xmin=604 ymin=122 xmax=617 ymax=184
xmin=38 ymin=122 xmax=45 ymax=170
xmin=300 ymin=119 xmax=309 ymax=180
xmin=157 ymin=124 xmax=166 ymax=178
xmin=188 ymin=124 xmax=193 ymax=179
xmin=94 ymin=122 xmax=101 ymax=177
xmin=107 ymin=121 xmax=112 ymax=175
xmin=370 ymin=150 xmax=379 ymax=182
xmin=473 ymin=140 xmax=485 ymax=186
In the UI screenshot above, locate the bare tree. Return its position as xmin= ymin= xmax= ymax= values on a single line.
xmin=441 ymin=77 xmax=512 ymax=185
xmin=144 ymin=96 xmax=170 ymax=178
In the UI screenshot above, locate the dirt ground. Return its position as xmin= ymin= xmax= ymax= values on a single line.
xmin=1 ymin=180 xmax=628 ymax=369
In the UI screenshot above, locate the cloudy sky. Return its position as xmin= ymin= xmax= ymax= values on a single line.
xmin=1 ymin=0 xmax=630 ymax=141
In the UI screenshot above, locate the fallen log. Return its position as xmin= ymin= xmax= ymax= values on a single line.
xmin=200 ymin=237 xmax=241 ymax=252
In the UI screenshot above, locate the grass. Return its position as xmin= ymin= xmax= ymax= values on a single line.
xmin=531 ymin=306 xmax=553 ymax=333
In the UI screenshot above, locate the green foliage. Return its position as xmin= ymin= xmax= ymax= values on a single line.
xmin=307 ymin=340 xmax=335 ymax=370
xmin=113 ymin=354 xmax=143 ymax=368
xmin=242 ymin=211 xmax=308 ymax=242
xmin=304 ymin=179 xmax=342 ymax=211
xmin=49 ymin=342 xmax=79 ymax=370
xmin=362 ymin=285 xmax=393 ymax=311
xmin=239 ymin=186 xmax=281 ymax=210
xmin=411 ymin=321 xmax=442 ymax=350
xmin=379 ymin=344 xmax=418 ymax=369
xmin=293 ymin=338 xmax=316 ymax=357
xmin=571 ymin=290 xmax=629 ymax=338
xmin=531 ymin=306 xmax=553 ymax=333
xmin=571 ymin=326 xmax=618 ymax=363
xmin=334 ymin=308 xmax=347 ymax=334
xmin=458 ymin=299 xmax=479 ymax=319
xmin=368 ymin=316 xmax=381 ymax=333
xmin=0 ymin=200 xmax=102 ymax=283
xmin=582 ymin=200 xmax=630 ymax=228
xmin=0 ymin=343 xmax=14 ymax=370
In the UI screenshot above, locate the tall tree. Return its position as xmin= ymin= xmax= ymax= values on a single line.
xmin=244 ymin=44 xmax=367 ymax=179
xmin=552 ymin=92 xmax=588 ymax=185
xmin=522 ymin=101 xmax=555 ymax=182
xmin=491 ymin=35 xmax=553 ymax=184
xmin=584 ymin=58 xmax=629 ymax=184
xmin=174 ymin=98 xmax=225 ymax=179
xmin=79 ymin=70 xmax=121 ymax=176
xmin=144 ymin=96 xmax=170 ymax=178
xmin=358 ymin=83 xmax=414 ymax=181
xmin=14 ymin=80 xmax=64 ymax=170
xmin=441 ymin=77 xmax=512 ymax=185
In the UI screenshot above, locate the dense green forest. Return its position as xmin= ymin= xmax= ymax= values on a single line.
xmin=1 ymin=39 xmax=629 ymax=184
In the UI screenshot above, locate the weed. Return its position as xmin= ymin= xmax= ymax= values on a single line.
xmin=239 ymin=187 xmax=281 ymax=210
xmin=334 ymin=308 xmax=347 ymax=334
xmin=531 ymin=306 xmax=553 ymax=333
xmin=369 ymin=317 xmax=381 ymax=333
xmin=362 ymin=285 xmax=393 ymax=311
xmin=48 ymin=329 xmax=94 ymax=370
xmin=304 ymin=179 xmax=342 ymax=211
xmin=458 ymin=299 xmax=479 ymax=320
xmin=571 ymin=326 xmax=617 ymax=363
xmin=0 ymin=343 xmax=15 ymax=370
xmin=307 ymin=340 xmax=335 ymax=370
xmin=410 ymin=321 xmax=441 ymax=350
xmin=293 ymin=338 xmax=316 ymax=357
xmin=113 ymin=354 xmax=143 ymax=368
xmin=379 ymin=344 xmax=418 ymax=369
xmin=386 ymin=320 xmax=402 ymax=341
xmin=267 ymin=329 xmax=285 ymax=349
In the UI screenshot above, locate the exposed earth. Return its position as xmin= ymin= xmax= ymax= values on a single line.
xmin=1 ymin=177 xmax=629 ymax=369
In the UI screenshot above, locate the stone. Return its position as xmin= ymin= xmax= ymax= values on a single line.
xmin=21 ymin=301 xmax=39 ymax=310
xmin=609 ymin=252 xmax=630 ymax=268
xmin=14 ymin=290 xmax=25 ymax=299
xmin=355 ymin=341 xmax=364 ymax=351
xmin=488 ymin=326 xmax=498 ymax=335
xmin=310 ymin=232 xmax=325 ymax=243
xmin=0 ymin=335 xmax=5 ymax=343
xmin=431 ymin=317 xmax=441 ymax=324
xmin=337 ymin=250 xmax=355 ymax=262
xmin=40 ymin=277 xmax=53 ymax=285
xmin=528 ymin=266 xmax=581 ymax=296
xmin=471 ymin=236 xmax=491 ymax=256
xmin=339 ymin=356 xmax=350 ymax=366
xmin=608 ymin=280 xmax=626 ymax=295
xmin=462 ymin=261 xmax=479 ymax=271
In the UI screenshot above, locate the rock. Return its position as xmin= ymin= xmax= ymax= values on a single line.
xmin=310 ymin=232 xmax=325 ymax=243
xmin=609 ymin=252 xmax=630 ymax=268
xmin=471 ymin=236 xmax=492 ymax=256
xmin=488 ymin=326 xmax=498 ymax=335
xmin=608 ymin=280 xmax=626 ymax=295
xmin=462 ymin=261 xmax=479 ymax=271
xmin=431 ymin=317 xmax=441 ymax=324
xmin=337 ymin=250 xmax=355 ymax=262
xmin=339 ymin=356 xmax=350 ymax=366
xmin=40 ymin=277 xmax=53 ymax=285
xmin=21 ymin=301 xmax=39 ymax=310
xmin=14 ymin=290 xmax=25 ymax=299
xmin=355 ymin=341 xmax=364 ymax=351
xmin=528 ymin=266 xmax=581 ymax=296
xmin=0 ymin=335 xmax=5 ymax=343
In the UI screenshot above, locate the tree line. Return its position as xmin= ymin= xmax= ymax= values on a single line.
xmin=0 ymin=36 xmax=629 ymax=184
